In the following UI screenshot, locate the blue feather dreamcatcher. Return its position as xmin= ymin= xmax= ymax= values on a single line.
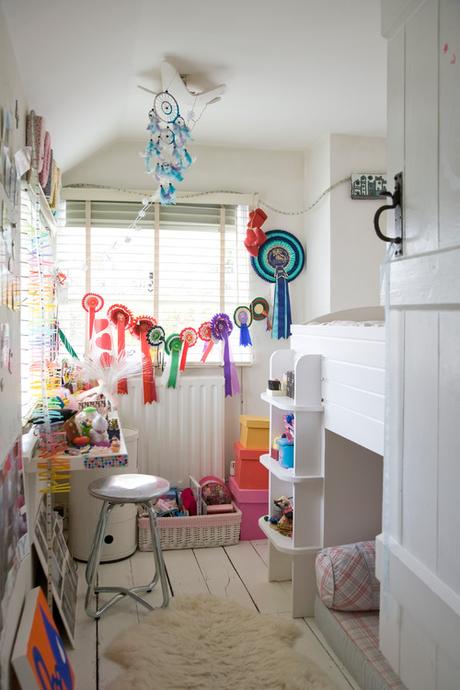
xmin=143 ymin=91 xmax=194 ymax=205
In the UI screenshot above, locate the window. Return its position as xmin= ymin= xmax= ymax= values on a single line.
xmin=56 ymin=200 xmax=251 ymax=364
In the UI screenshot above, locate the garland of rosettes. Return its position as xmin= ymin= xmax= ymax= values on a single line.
xmin=80 ymin=296 xmax=271 ymax=404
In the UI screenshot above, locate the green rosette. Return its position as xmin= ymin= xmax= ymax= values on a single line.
xmin=165 ymin=333 xmax=182 ymax=389
xmin=147 ymin=325 xmax=165 ymax=347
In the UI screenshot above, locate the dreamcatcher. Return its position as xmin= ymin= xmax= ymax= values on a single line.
xmin=179 ymin=327 xmax=198 ymax=371
xmin=107 ymin=304 xmax=133 ymax=394
xmin=251 ymin=231 xmax=305 ymax=339
xmin=131 ymin=315 xmax=157 ymax=404
xmin=144 ymin=91 xmax=193 ymax=205
xmin=233 ymin=306 xmax=253 ymax=347
xmin=165 ymin=333 xmax=182 ymax=388
xmin=211 ymin=313 xmax=239 ymax=397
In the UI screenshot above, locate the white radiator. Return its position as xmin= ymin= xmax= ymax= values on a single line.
xmin=117 ymin=375 xmax=225 ymax=486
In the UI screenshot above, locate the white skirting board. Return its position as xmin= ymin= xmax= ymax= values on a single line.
xmin=117 ymin=375 xmax=225 ymax=486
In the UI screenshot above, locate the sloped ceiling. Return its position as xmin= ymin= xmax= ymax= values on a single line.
xmin=1 ymin=0 xmax=386 ymax=171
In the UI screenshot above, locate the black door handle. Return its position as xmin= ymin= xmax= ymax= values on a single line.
xmin=373 ymin=173 xmax=403 ymax=253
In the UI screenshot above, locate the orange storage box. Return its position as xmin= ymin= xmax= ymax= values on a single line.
xmin=239 ymin=415 xmax=269 ymax=449
xmin=234 ymin=441 xmax=268 ymax=489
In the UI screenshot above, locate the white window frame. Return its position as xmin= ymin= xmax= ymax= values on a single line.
xmin=59 ymin=189 xmax=256 ymax=366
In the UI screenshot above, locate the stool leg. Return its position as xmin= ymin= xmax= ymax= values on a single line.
xmin=147 ymin=504 xmax=170 ymax=608
xmin=85 ymin=501 xmax=112 ymax=619
xmin=85 ymin=501 xmax=108 ymax=585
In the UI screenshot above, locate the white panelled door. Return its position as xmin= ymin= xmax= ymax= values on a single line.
xmin=378 ymin=1 xmax=460 ymax=689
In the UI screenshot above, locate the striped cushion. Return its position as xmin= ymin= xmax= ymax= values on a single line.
xmin=328 ymin=608 xmax=406 ymax=689
xmin=316 ymin=540 xmax=380 ymax=611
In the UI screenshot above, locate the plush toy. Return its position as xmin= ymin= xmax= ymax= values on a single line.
xmin=264 ymin=495 xmax=293 ymax=537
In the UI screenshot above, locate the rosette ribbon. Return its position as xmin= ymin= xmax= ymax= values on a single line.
xmin=211 ymin=313 xmax=239 ymax=397
xmin=251 ymin=297 xmax=271 ymax=331
xmin=179 ymin=327 xmax=198 ymax=371
xmin=233 ymin=306 xmax=253 ymax=347
xmin=165 ymin=334 xmax=182 ymax=389
xmin=131 ymin=315 xmax=158 ymax=404
xmin=82 ymin=292 xmax=104 ymax=341
xmin=198 ymin=321 xmax=215 ymax=363
xmin=272 ymin=267 xmax=292 ymax=339
xmin=107 ymin=304 xmax=133 ymax=394
xmin=147 ymin=325 xmax=165 ymax=369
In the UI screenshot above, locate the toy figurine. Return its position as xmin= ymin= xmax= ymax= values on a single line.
xmin=264 ymin=496 xmax=293 ymax=537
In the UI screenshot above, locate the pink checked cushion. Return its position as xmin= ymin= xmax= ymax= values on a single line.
xmin=316 ymin=540 xmax=380 ymax=611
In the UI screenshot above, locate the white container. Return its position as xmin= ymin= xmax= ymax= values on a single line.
xmin=69 ymin=427 xmax=139 ymax=562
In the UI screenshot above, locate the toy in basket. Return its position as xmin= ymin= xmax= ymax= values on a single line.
xmin=138 ymin=476 xmax=241 ymax=550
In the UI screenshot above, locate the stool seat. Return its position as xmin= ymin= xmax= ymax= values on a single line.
xmin=89 ymin=474 xmax=170 ymax=504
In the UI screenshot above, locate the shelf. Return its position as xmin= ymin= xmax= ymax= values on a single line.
xmin=260 ymin=454 xmax=324 ymax=484
xmin=260 ymin=392 xmax=323 ymax=412
xmin=258 ymin=517 xmax=321 ymax=555
xmin=24 ymin=412 xmax=130 ymax=473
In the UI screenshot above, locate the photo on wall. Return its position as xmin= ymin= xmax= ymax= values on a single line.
xmin=0 ymin=439 xmax=28 ymax=670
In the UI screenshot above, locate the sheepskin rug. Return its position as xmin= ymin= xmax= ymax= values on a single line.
xmin=105 ymin=595 xmax=338 ymax=690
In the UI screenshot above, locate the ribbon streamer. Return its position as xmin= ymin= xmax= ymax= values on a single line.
xmin=272 ymin=268 xmax=292 ymax=339
xmin=198 ymin=321 xmax=215 ymax=363
xmin=165 ymin=334 xmax=182 ymax=388
xmin=179 ymin=327 xmax=198 ymax=371
xmin=82 ymin=292 xmax=104 ymax=341
xmin=108 ymin=304 xmax=133 ymax=394
xmin=131 ymin=315 xmax=157 ymax=404
xmin=211 ymin=313 xmax=238 ymax=397
xmin=233 ymin=306 xmax=253 ymax=348
xmin=58 ymin=328 xmax=79 ymax=360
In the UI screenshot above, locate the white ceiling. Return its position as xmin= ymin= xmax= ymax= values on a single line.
xmin=2 ymin=0 xmax=387 ymax=172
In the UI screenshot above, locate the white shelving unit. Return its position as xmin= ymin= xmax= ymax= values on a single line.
xmin=260 ymin=349 xmax=324 ymax=618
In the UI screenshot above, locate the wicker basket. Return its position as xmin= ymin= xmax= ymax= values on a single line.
xmin=138 ymin=504 xmax=242 ymax=551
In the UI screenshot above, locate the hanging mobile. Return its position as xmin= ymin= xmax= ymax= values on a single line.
xmin=82 ymin=292 xmax=104 ymax=341
xmin=251 ymin=231 xmax=305 ymax=339
xmin=165 ymin=333 xmax=183 ymax=389
xmin=179 ymin=327 xmax=198 ymax=371
xmin=107 ymin=304 xmax=133 ymax=394
xmin=233 ymin=306 xmax=253 ymax=347
xmin=131 ymin=315 xmax=158 ymax=404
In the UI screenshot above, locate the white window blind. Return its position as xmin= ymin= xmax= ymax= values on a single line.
xmin=56 ymin=200 xmax=251 ymax=364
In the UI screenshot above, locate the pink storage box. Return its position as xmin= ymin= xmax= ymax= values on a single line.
xmin=229 ymin=476 xmax=267 ymax=540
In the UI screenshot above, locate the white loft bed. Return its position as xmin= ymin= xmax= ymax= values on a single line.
xmin=259 ymin=307 xmax=385 ymax=618
xmin=291 ymin=306 xmax=385 ymax=456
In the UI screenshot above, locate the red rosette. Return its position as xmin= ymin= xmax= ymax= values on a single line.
xmin=131 ymin=315 xmax=158 ymax=404
xmin=198 ymin=321 xmax=212 ymax=342
xmin=107 ymin=304 xmax=134 ymax=394
xmin=107 ymin=303 xmax=133 ymax=330
xmin=82 ymin=292 xmax=104 ymax=339
xmin=179 ymin=327 xmax=198 ymax=372
xmin=130 ymin=315 xmax=157 ymax=339
xmin=198 ymin=321 xmax=215 ymax=362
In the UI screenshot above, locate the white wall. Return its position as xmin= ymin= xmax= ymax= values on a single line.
xmin=0 ymin=7 xmax=31 ymax=689
xmin=64 ymin=142 xmax=306 ymax=466
xmin=304 ymin=134 xmax=386 ymax=322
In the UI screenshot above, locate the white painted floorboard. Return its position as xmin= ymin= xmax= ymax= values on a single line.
xmin=67 ymin=541 xmax=361 ymax=690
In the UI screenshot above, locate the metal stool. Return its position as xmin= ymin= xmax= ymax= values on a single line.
xmin=85 ymin=473 xmax=170 ymax=619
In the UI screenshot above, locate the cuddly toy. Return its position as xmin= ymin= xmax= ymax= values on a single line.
xmin=264 ymin=496 xmax=293 ymax=537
